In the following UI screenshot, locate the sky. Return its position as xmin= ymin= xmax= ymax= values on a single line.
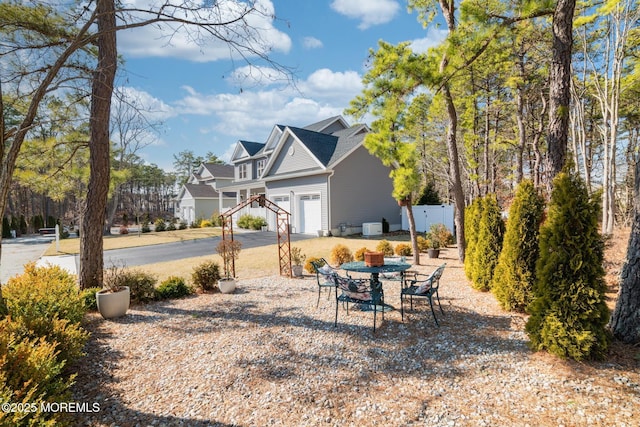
xmin=116 ymin=0 xmax=447 ymax=171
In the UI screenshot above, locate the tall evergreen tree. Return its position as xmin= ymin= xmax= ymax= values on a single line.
xmin=471 ymin=194 xmax=504 ymax=291
xmin=526 ymin=172 xmax=610 ymax=360
xmin=492 ymin=180 xmax=545 ymax=311
xmin=464 ymin=197 xmax=484 ymax=281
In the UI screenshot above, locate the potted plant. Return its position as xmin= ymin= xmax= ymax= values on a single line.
xmin=215 ymin=239 xmax=242 ymax=293
xmin=424 ymin=223 xmax=453 ymax=258
xmin=96 ymin=265 xmax=130 ymax=319
xmin=290 ymin=246 xmax=306 ymax=277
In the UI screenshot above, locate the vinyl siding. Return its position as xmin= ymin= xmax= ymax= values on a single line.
xmin=329 ymin=146 xmax=398 ymax=230
xmin=267 ymin=136 xmax=320 ymax=176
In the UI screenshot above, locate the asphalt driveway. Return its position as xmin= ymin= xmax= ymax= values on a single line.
xmin=1 ymin=231 xmax=314 ymax=282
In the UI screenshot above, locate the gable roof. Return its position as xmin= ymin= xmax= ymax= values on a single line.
xmin=202 ymin=163 xmax=234 ymax=178
xmin=287 ymin=126 xmax=338 ymax=166
xmin=183 ymin=183 xmax=220 ymax=198
xmin=239 ymin=140 xmax=265 ymax=157
xmin=303 ymin=116 xmax=348 ymax=133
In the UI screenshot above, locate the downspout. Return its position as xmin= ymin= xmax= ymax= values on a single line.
xmin=327 ymin=170 xmax=334 ymax=235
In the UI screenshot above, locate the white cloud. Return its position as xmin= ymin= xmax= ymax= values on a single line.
xmin=409 ymin=27 xmax=448 ymax=53
xmin=302 ymin=37 xmax=323 ymax=49
xmin=298 ymin=68 xmax=363 ymax=103
xmin=170 ymin=67 xmax=363 ymax=144
xmin=117 ymin=0 xmax=291 ymax=62
xmin=330 ymin=0 xmax=400 ymax=30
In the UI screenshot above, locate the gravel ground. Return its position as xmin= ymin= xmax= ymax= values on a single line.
xmin=71 ymin=249 xmax=640 ymax=427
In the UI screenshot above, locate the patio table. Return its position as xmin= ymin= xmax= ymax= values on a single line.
xmin=340 ymin=260 xmax=411 ymax=311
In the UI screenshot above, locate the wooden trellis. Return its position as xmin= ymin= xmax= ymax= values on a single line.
xmin=219 ymin=195 xmax=292 ymax=278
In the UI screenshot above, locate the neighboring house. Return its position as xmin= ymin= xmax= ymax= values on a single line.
xmin=219 ymin=115 xmax=401 ymax=236
xmin=174 ymin=163 xmax=236 ymax=224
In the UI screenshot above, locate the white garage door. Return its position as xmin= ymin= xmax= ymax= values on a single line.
xmin=299 ymin=194 xmax=321 ymax=234
xmin=273 ymin=196 xmax=290 ymax=214
xmin=271 ymin=196 xmax=290 ymax=230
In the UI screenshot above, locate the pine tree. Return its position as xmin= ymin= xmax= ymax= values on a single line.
xmin=471 ymin=194 xmax=504 ymax=291
xmin=525 ymin=172 xmax=610 ymax=360
xmin=492 ymin=180 xmax=545 ymax=311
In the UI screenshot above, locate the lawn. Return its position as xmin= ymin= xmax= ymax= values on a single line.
xmin=119 ymin=233 xmax=413 ymax=283
xmin=43 ymin=227 xmax=222 ymax=256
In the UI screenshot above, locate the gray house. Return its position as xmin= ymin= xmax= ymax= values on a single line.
xmin=221 ymin=116 xmax=401 ymax=236
xmin=174 ymin=163 xmax=236 ymax=224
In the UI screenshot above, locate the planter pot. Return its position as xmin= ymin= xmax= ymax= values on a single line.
xmin=218 ymin=278 xmax=236 ymax=294
xmin=292 ymin=265 xmax=304 ymax=277
xmin=96 ymin=286 xmax=130 ymax=319
xmin=365 ymin=251 xmax=384 ymax=267
xmin=427 ymin=249 xmax=440 ymax=259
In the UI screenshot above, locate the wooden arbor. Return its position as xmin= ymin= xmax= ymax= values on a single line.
xmin=219 ymin=195 xmax=292 ymax=278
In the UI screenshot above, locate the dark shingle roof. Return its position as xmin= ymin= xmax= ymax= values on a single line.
xmin=184 ymin=183 xmax=219 ymax=198
xmin=326 ymin=133 xmax=364 ymax=166
xmin=202 ymin=163 xmax=233 ymax=178
xmin=239 ymin=140 xmax=265 ymax=156
xmin=302 ymin=116 xmax=342 ymax=133
xmin=287 ymin=126 xmax=338 ymax=166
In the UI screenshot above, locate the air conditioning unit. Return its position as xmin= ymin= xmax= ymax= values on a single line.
xmin=362 ymin=222 xmax=383 ymax=237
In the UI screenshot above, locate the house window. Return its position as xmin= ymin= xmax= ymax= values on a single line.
xmin=238 ymin=163 xmax=247 ymax=180
xmin=256 ymin=159 xmax=266 ymax=177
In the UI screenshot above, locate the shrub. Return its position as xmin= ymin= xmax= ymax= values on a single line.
xmin=417 ymin=236 xmax=430 ymax=252
xmin=80 ymin=287 xmax=102 ymax=311
xmin=1 ymin=264 xmax=90 ymax=414
xmin=464 ymin=197 xmax=484 ymax=280
xmin=119 ymin=225 xmax=129 ymax=234
xmin=469 ymin=195 xmax=504 ymax=291
xmin=3 ymin=263 xmax=86 ymax=325
xmin=141 ymin=220 xmax=151 ymax=233
xmin=291 ymin=246 xmax=306 ymax=265
xmin=525 ymin=172 xmax=610 ymax=361
xmin=304 ymin=256 xmax=325 ymax=274
xmin=354 ymin=247 xmax=370 ymax=261
xmin=237 ymin=214 xmax=267 ymax=230
xmin=192 ymin=261 xmax=221 ymax=292
xmin=190 ymin=218 xmax=202 ymax=229
xmin=200 ymin=219 xmax=213 ymax=227
xmin=104 ymin=266 xmax=157 ymax=304
xmin=2 ymin=216 xmax=11 ymax=238
xmin=209 ymin=213 xmax=222 ymax=227
xmin=154 ymin=218 xmax=166 ymax=232
xmin=394 ymin=243 xmax=412 ymax=256
xmin=427 ymin=223 xmax=454 ymax=248
xmin=179 ymin=221 xmax=188 ymax=230
xmin=492 ymin=180 xmax=545 ymax=312
xmin=156 ymin=276 xmax=193 ymax=300
xmin=375 ymin=240 xmax=394 ymax=256
xmin=0 ymin=324 xmax=75 ymax=426
xmin=216 ymin=240 xmax=242 ymax=278
xmin=330 ymin=244 xmax=353 ymax=266
xmin=19 ymin=215 xmax=27 ymax=235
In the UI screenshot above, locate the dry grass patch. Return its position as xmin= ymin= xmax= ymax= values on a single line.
xmin=134 ymin=235 xmax=415 ymax=284
xmin=42 ymin=227 xmax=222 ymax=256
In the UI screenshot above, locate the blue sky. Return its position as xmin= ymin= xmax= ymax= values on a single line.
xmin=116 ymin=0 xmax=446 ymax=171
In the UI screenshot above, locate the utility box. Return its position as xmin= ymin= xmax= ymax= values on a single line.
xmin=362 ymin=222 xmax=383 ymax=237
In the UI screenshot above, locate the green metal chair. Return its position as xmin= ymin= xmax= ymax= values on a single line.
xmin=331 ymin=273 xmax=383 ymax=333
xmin=310 ymin=258 xmax=337 ymax=307
xmin=400 ymin=263 xmax=446 ymax=326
